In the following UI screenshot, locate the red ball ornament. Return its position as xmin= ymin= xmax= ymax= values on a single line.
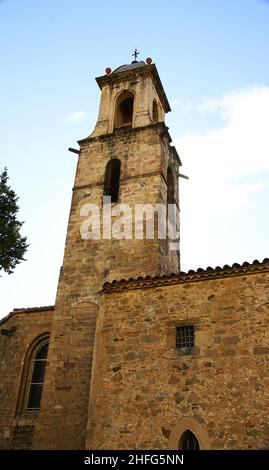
xmin=146 ymin=57 xmax=152 ymax=65
xmin=105 ymin=67 xmax=111 ymax=75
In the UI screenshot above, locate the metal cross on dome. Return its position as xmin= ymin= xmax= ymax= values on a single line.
xmin=132 ymin=48 xmax=140 ymax=61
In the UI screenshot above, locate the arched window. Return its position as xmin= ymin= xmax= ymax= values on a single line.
xmin=168 ymin=418 xmax=210 ymax=450
xmin=27 ymin=341 xmax=49 ymax=409
xmin=179 ymin=430 xmax=200 ymax=450
xmin=16 ymin=334 xmax=49 ymax=415
xmin=114 ymin=91 xmax=134 ymax=130
xmin=167 ymin=167 xmax=174 ymax=204
xmin=152 ymin=99 xmax=158 ymax=122
xmin=104 ymin=158 xmax=121 ymax=202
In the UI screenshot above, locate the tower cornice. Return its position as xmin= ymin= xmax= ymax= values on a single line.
xmin=77 ymin=122 xmax=182 ymax=165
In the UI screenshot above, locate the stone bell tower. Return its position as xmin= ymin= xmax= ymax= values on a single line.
xmin=33 ymin=56 xmax=181 ymax=449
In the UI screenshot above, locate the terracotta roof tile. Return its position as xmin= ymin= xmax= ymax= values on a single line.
xmin=0 ymin=305 xmax=54 ymax=326
xmin=12 ymin=305 xmax=55 ymax=313
xmin=103 ymin=258 xmax=269 ymax=292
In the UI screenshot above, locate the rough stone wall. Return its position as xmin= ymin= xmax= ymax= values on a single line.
xmin=159 ymin=135 xmax=180 ymax=275
xmin=0 ymin=308 xmax=52 ymax=449
xmin=33 ymin=124 xmax=180 ymax=449
xmin=87 ymin=270 xmax=269 ymax=449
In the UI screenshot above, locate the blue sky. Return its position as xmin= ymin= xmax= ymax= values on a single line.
xmin=1 ymin=0 xmax=269 ymax=317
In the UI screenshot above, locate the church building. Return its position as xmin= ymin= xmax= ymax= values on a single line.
xmin=1 ymin=56 xmax=269 ymax=450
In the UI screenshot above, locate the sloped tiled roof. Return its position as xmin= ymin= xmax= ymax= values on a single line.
xmin=103 ymin=258 xmax=269 ymax=293
xmin=12 ymin=306 xmax=55 ymax=313
xmin=0 ymin=305 xmax=54 ymax=326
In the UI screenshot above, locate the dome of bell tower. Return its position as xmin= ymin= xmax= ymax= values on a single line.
xmin=112 ymin=60 xmax=146 ymax=74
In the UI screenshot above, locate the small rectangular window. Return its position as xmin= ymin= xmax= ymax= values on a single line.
xmin=176 ymin=325 xmax=194 ymax=349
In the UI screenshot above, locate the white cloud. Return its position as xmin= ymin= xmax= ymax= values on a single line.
xmin=171 ymin=98 xmax=193 ymax=115
xmin=175 ymin=85 xmax=269 ymax=199
xmin=175 ymin=85 xmax=269 ymax=269
xmin=65 ymin=111 xmax=87 ymax=124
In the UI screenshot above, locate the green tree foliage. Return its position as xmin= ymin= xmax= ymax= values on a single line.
xmin=0 ymin=168 xmax=28 ymax=274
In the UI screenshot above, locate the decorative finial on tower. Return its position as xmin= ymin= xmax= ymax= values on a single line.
xmin=132 ymin=48 xmax=140 ymax=63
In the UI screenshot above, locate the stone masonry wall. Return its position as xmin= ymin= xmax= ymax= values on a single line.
xmin=0 ymin=308 xmax=52 ymax=449
xmin=87 ymin=270 xmax=269 ymax=449
xmin=33 ymin=124 xmax=180 ymax=449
